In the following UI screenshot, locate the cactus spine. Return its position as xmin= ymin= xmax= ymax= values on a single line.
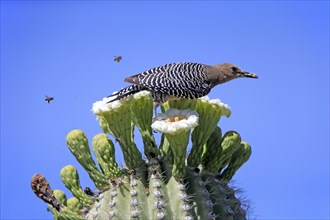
xmin=31 ymin=93 xmax=252 ymax=219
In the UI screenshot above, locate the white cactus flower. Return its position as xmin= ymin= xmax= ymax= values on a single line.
xmin=151 ymin=108 xmax=199 ymax=134
xmin=133 ymin=91 xmax=151 ymax=99
xmin=199 ymin=96 xmax=231 ymax=118
xmin=91 ymin=92 xmax=131 ymax=114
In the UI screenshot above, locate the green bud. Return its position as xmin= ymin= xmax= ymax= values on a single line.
xmin=202 ymin=126 xmax=222 ymax=170
xmin=52 ymin=190 xmax=67 ymax=206
xmin=92 ymin=133 xmax=121 ymax=178
xmin=188 ymin=98 xmax=227 ymax=167
xmin=66 ymin=130 xmax=108 ymax=188
xmin=60 ymin=165 xmax=94 ymax=207
xmin=220 ymin=142 xmax=252 ymax=181
xmin=205 ymin=131 xmax=242 ymax=173
xmin=67 ymin=197 xmax=83 ymax=213
xmin=95 ymin=101 xmax=142 ymax=169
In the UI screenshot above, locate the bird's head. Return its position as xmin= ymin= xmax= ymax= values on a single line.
xmin=206 ymin=63 xmax=258 ymax=86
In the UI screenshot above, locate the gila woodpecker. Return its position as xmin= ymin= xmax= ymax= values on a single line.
xmin=108 ymin=62 xmax=257 ymax=111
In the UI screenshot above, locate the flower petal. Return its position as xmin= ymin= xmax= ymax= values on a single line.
xmin=151 ymin=108 xmax=199 ymax=134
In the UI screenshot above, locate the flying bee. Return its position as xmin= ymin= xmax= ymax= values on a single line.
xmin=45 ymin=96 xmax=54 ymax=103
xmin=114 ymin=56 xmax=122 ymax=62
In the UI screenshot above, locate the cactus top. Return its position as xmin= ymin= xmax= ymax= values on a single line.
xmin=91 ymin=91 xmax=153 ymax=114
xmin=198 ymin=96 xmax=232 ymax=117
xmin=108 ymin=62 xmax=257 ymax=105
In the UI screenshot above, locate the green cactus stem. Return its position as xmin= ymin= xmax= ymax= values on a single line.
xmin=159 ymin=98 xmax=198 ymax=168
xmin=52 ymin=190 xmax=67 ymax=206
xmin=204 ymin=130 xmax=242 ymax=173
xmin=202 ymin=126 xmax=223 ymax=170
xmin=216 ymin=131 xmax=242 ymax=173
xmin=207 ymin=175 xmax=245 ymax=220
xmin=187 ymin=97 xmax=231 ymax=168
xmin=66 ymin=130 xmax=108 ymax=189
xmin=185 ymin=168 xmax=216 ymax=219
xmin=152 ymin=108 xmax=199 ymax=180
xmin=93 ymin=96 xmax=142 ymax=168
xmin=159 ymin=133 xmax=174 ymax=165
xmin=32 ymin=95 xmax=252 ymax=220
xmin=161 ymin=98 xmax=197 ymax=111
xmin=220 ymin=142 xmax=252 ymax=182
xmin=164 ymin=131 xmax=190 ymax=179
xmin=67 ymin=197 xmax=84 ymax=213
xmin=92 ymin=133 xmax=121 ymax=178
xmin=130 ymin=91 xmax=160 ymax=157
xmin=60 ymin=165 xmax=94 ymax=207
xmin=31 ymin=174 xmax=84 ymax=220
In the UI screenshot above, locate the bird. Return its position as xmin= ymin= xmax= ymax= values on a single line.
xmin=108 ymin=62 xmax=258 ymax=114
xmin=114 ymin=56 xmax=122 ymax=62
xmin=45 ymin=95 xmax=54 ymax=103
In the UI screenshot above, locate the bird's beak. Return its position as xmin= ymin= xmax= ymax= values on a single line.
xmin=240 ymin=71 xmax=258 ymax=79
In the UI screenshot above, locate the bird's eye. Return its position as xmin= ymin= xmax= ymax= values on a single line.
xmin=231 ymin=67 xmax=238 ymax=72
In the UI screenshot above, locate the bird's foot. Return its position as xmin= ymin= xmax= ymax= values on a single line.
xmin=152 ymin=116 xmax=157 ymax=124
xmin=151 ymin=116 xmax=159 ymax=133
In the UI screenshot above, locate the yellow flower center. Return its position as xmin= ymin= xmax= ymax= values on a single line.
xmin=166 ymin=115 xmax=186 ymax=122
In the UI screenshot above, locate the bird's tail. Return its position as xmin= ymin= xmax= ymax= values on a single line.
xmin=108 ymin=84 xmax=146 ymax=102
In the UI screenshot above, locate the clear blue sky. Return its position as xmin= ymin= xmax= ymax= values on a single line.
xmin=1 ymin=1 xmax=329 ymax=219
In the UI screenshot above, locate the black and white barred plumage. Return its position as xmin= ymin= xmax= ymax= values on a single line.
xmin=108 ymin=62 xmax=257 ymax=106
xmin=109 ymin=62 xmax=211 ymax=104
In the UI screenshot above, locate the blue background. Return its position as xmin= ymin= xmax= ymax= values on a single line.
xmin=1 ymin=1 xmax=329 ymax=219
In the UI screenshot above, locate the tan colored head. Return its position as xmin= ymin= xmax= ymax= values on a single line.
xmin=205 ymin=63 xmax=258 ymax=87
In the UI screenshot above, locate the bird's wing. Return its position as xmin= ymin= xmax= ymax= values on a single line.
xmin=125 ymin=62 xmax=199 ymax=83
xmin=125 ymin=62 xmax=210 ymax=98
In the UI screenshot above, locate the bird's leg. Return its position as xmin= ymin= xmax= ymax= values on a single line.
xmin=152 ymin=102 xmax=160 ymax=124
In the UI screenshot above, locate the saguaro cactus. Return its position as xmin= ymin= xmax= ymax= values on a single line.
xmin=31 ymin=92 xmax=252 ymax=220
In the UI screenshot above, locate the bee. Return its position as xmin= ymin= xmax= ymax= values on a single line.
xmin=127 ymin=169 xmax=136 ymax=176
xmin=148 ymin=152 xmax=156 ymax=159
xmin=45 ymin=95 xmax=54 ymax=103
xmin=144 ymin=187 xmax=150 ymax=196
xmin=114 ymin=56 xmax=122 ymax=62
xmin=84 ymin=187 xmax=94 ymax=196
xmin=115 ymin=137 xmax=121 ymax=143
